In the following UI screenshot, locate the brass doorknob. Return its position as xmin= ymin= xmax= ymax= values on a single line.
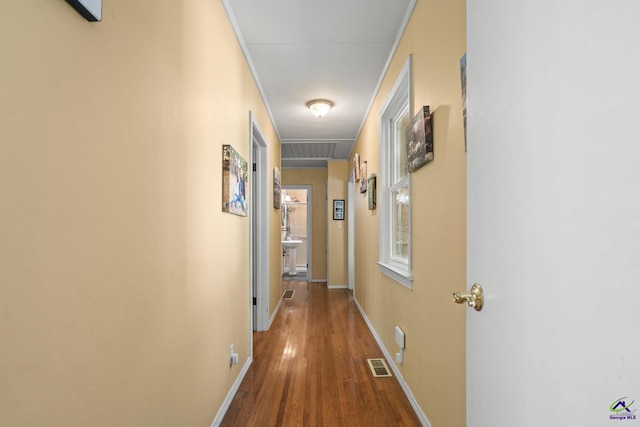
xmin=453 ymin=283 xmax=484 ymax=311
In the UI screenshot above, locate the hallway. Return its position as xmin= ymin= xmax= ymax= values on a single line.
xmin=221 ymin=282 xmax=421 ymax=426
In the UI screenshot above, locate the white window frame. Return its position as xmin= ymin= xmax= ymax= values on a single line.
xmin=378 ymin=56 xmax=413 ymax=289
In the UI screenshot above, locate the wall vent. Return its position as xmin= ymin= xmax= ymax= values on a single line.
xmin=281 ymin=142 xmax=337 ymax=159
xmin=367 ymin=358 xmax=392 ymax=378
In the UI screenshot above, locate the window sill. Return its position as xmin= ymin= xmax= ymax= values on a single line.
xmin=377 ymin=261 xmax=413 ymax=289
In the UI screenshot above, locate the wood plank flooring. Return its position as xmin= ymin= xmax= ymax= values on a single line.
xmin=221 ymin=282 xmax=421 ymax=427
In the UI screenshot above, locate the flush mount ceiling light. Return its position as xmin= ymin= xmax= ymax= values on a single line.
xmin=306 ymin=99 xmax=333 ymax=118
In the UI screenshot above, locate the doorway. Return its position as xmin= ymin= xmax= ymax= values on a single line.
xmin=250 ymin=113 xmax=269 ymax=334
xmin=347 ymin=171 xmax=355 ymax=291
xmin=281 ymin=186 xmax=311 ymax=281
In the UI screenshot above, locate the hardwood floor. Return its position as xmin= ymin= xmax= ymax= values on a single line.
xmin=221 ymin=282 xmax=421 ymax=427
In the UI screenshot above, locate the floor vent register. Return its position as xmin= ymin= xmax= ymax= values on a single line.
xmin=367 ymin=358 xmax=393 ymax=378
xmin=282 ymin=290 xmax=295 ymax=299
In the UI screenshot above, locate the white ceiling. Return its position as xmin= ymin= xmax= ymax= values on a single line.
xmin=223 ymin=0 xmax=416 ymax=168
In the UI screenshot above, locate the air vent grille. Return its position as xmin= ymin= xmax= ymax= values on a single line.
xmin=282 ymin=290 xmax=295 ymax=299
xmin=281 ymin=142 xmax=337 ymax=159
xmin=367 ymin=358 xmax=392 ymax=378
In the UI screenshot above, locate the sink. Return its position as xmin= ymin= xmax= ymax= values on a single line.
xmin=282 ymin=240 xmax=303 ymax=275
xmin=281 ymin=240 xmax=303 ymax=249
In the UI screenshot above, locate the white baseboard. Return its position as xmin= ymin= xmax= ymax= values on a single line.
xmin=327 ymin=284 xmax=348 ymax=289
xmin=269 ymin=297 xmax=283 ymax=329
xmin=210 ymin=355 xmax=252 ymax=427
xmin=310 ymin=279 xmax=326 ymax=283
xmin=211 ymin=293 xmax=282 ymax=426
xmin=352 ymin=297 xmax=431 ymax=427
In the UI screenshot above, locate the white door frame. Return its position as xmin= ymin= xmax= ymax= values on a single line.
xmin=347 ymin=171 xmax=355 ymax=291
xmin=282 ymin=185 xmax=312 ymax=280
xmin=249 ymin=112 xmax=269 ymax=336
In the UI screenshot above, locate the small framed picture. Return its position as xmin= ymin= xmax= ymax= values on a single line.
xmin=222 ymin=144 xmax=249 ymax=217
xmin=273 ymin=167 xmax=281 ymax=209
xmin=333 ymin=199 xmax=345 ymax=220
xmin=367 ymin=174 xmax=377 ymax=210
xmin=354 ymin=153 xmax=361 ymax=182
xmin=360 ymin=161 xmax=367 ymax=193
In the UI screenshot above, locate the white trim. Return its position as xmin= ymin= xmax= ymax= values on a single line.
xmin=250 ymin=112 xmax=270 ymax=333
xmin=209 ymin=355 xmax=253 ymax=427
xmin=352 ymin=297 xmax=431 ymax=427
xmin=377 ymin=262 xmax=413 ymax=288
xmin=221 ymin=0 xmax=283 ymax=145
xmin=354 ymin=0 xmax=418 ymax=145
xmin=268 ymin=298 xmax=283 ymax=329
xmin=310 ymin=279 xmax=326 ymax=283
xmin=378 ymin=56 xmax=413 ymax=289
xmin=347 ymin=171 xmax=355 ymax=291
xmin=327 ymin=284 xmax=348 ymax=290
xmin=281 ymin=185 xmax=312 ymax=280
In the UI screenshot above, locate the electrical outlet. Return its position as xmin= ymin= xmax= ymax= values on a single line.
xmin=230 ymin=344 xmax=239 ymax=366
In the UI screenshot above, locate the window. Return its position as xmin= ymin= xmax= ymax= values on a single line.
xmin=378 ymin=56 xmax=412 ymax=288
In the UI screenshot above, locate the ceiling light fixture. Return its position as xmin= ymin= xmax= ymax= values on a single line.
xmin=306 ymin=99 xmax=333 ymax=118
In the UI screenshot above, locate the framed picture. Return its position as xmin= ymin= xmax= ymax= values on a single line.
xmin=367 ymin=174 xmax=377 ymax=210
xmin=273 ymin=167 xmax=281 ymax=209
xmin=406 ymin=106 xmax=434 ymax=172
xmin=360 ymin=161 xmax=367 ymax=193
xmin=65 ymin=0 xmax=102 ymax=21
xmin=333 ymin=199 xmax=345 ymax=220
xmin=460 ymin=53 xmax=467 ymax=152
xmin=222 ymin=145 xmax=249 ymax=217
xmin=354 ymin=153 xmax=361 ymax=182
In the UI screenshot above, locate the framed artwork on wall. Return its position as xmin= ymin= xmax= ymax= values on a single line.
xmin=333 ymin=199 xmax=345 ymax=220
xmin=360 ymin=161 xmax=367 ymax=193
xmin=354 ymin=153 xmax=361 ymax=182
xmin=406 ymin=106 xmax=434 ymax=172
xmin=367 ymin=174 xmax=377 ymax=210
xmin=222 ymin=145 xmax=249 ymax=217
xmin=273 ymin=167 xmax=281 ymax=209
xmin=460 ymin=53 xmax=467 ymax=152
xmin=65 ymin=0 xmax=102 ymax=21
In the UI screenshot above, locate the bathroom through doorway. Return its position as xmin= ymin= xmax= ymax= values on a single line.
xmin=281 ymin=187 xmax=311 ymax=281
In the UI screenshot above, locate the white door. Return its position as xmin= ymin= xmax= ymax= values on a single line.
xmin=250 ymin=113 xmax=269 ymax=333
xmin=467 ymin=1 xmax=640 ymax=425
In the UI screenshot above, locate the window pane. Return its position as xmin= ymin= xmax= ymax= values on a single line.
xmin=392 ymin=109 xmax=409 ymax=184
xmin=391 ymin=185 xmax=409 ymax=260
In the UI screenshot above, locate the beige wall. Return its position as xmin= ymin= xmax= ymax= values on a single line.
xmin=0 ymin=0 xmax=280 ymax=425
xmin=327 ymin=161 xmax=348 ymax=288
xmin=281 ymin=168 xmax=327 ymax=281
xmin=351 ymin=0 xmax=467 ymax=425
